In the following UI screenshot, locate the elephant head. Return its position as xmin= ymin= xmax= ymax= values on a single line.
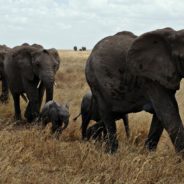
xmin=126 ymin=27 xmax=184 ymax=91
xmin=32 ymin=48 xmax=60 ymax=101
xmin=17 ymin=46 xmax=60 ymax=102
xmin=47 ymin=48 xmax=61 ymax=66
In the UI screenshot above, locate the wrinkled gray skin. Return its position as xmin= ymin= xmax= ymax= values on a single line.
xmin=4 ymin=44 xmax=60 ymax=122
xmin=73 ymin=91 xmax=129 ymax=140
xmin=40 ymin=101 xmax=69 ymax=137
xmin=0 ymin=45 xmax=10 ymax=103
xmin=85 ymin=28 xmax=184 ymax=154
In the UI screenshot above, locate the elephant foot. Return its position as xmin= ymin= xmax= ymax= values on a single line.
xmin=14 ymin=113 xmax=22 ymax=121
xmin=86 ymin=124 xmax=104 ymax=141
xmin=26 ymin=116 xmax=34 ymax=123
xmin=144 ymin=139 xmax=157 ymax=152
xmin=51 ymin=127 xmax=62 ymax=140
xmin=25 ymin=111 xmax=39 ymax=123
xmin=105 ymin=136 xmax=118 ymax=154
xmin=82 ymin=136 xmax=88 ymax=141
xmin=82 ymin=133 xmax=87 ymax=140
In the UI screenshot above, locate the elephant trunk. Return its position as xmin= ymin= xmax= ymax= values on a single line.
xmin=62 ymin=119 xmax=69 ymax=131
xmin=46 ymin=85 xmax=54 ymax=102
xmin=40 ymin=71 xmax=55 ymax=102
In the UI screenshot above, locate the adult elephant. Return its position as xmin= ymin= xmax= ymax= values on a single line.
xmin=85 ymin=28 xmax=184 ymax=154
xmin=21 ymin=43 xmax=61 ymax=112
xmin=4 ymin=44 xmax=60 ymax=122
xmin=0 ymin=45 xmax=10 ymax=103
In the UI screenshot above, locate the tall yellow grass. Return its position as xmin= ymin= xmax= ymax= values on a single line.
xmin=0 ymin=50 xmax=184 ymax=183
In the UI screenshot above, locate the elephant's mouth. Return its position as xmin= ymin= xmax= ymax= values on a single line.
xmin=36 ymin=78 xmax=54 ymax=102
xmin=37 ymin=80 xmax=57 ymax=89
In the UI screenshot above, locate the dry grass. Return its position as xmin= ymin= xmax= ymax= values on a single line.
xmin=1 ymin=50 xmax=184 ymax=183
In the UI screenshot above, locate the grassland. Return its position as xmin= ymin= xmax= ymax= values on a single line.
xmin=1 ymin=50 xmax=184 ymax=183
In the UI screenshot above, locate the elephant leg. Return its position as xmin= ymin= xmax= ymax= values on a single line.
xmin=24 ymin=83 xmax=39 ymax=122
xmin=102 ymin=124 xmax=107 ymax=140
xmin=96 ymin=95 xmax=118 ymax=153
xmin=12 ymin=93 xmax=21 ymax=120
xmin=42 ymin=119 xmax=48 ymax=129
xmin=122 ymin=114 xmax=130 ymax=138
xmin=81 ymin=113 xmax=91 ymax=140
xmin=91 ymin=122 xmax=104 ymax=140
xmin=51 ymin=122 xmax=60 ymax=134
xmin=147 ymin=82 xmax=184 ymax=153
xmin=24 ymin=101 xmax=36 ymax=123
xmin=103 ymin=116 xmax=117 ymax=154
xmin=24 ymin=101 xmax=30 ymax=118
xmin=51 ymin=121 xmax=62 ymax=139
xmin=86 ymin=121 xmax=104 ymax=140
xmin=0 ymin=76 xmax=9 ymax=103
xmin=144 ymin=114 xmax=163 ymax=151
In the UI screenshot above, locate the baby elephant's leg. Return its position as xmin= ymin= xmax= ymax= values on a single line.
xmin=51 ymin=121 xmax=62 ymax=139
xmin=42 ymin=119 xmax=49 ymax=129
xmin=86 ymin=122 xmax=104 ymax=140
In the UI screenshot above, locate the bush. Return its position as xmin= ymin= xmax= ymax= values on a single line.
xmin=73 ymin=46 xmax=77 ymax=51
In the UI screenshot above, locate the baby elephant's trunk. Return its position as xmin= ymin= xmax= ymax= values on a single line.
xmin=52 ymin=119 xmax=69 ymax=134
xmin=52 ymin=119 xmax=69 ymax=140
xmin=61 ymin=119 xmax=69 ymax=131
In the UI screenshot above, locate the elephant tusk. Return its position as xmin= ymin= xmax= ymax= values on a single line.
xmin=37 ymin=80 xmax=41 ymax=89
xmin=54 ymin=82 xmax=57 ymax=87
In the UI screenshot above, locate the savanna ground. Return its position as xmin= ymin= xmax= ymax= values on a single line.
xmin=1 ymin=50 xmax=184 ymax=184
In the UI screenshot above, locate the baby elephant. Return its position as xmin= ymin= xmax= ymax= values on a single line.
xmin=74 ymin=91 xmax=130 ymax=140
xmin=40 ymin=101 xmax=70 ymax=137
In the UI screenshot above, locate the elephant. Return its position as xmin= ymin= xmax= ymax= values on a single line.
xmin=85 ymin=28 xmax=184 ymax=154
xmin=4 ymin=44 xmax=60 ymax=122
xmin=40 ymin=100 xmax=69 ymax=137
xmin=73 ymin=91 xmax=129 ymax=140
xmin=0 ymin=45 xmax=10 ymax=103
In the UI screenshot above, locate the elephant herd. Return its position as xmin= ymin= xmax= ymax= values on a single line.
xmin=1 ymin=27 xmax=184 ymax=156
xmin=0 ymin=43 xmax=68 ymax=134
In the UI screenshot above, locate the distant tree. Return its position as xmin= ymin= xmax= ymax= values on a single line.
xmin=82 ymin=47 xmax=86 ymax=51
xmin=79 ymin=48 xmax=82 ymax=51
xmin=73 ymin=46 xmax=77 ymax=51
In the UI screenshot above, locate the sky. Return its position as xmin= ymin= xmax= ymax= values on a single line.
xmin=0 ymin=0 xmax=184 ymax=49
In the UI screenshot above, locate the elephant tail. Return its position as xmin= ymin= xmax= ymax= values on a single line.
xmin=73 ymin=112 xmax=81 ymax=121
xmin=21 ymin=93 xmax=28 ymax=103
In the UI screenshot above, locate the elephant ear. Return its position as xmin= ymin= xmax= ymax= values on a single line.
xmin=127 ymin=28 xmax=181 ymax=90
xmin=16 ymin=47 xmax=40 ymax=81
xmin=0 ymin=52 xmax=5 ymax=73
xmin=19 ymin=56 xmax=34 ymax=81
xmin=48 ymin=48 xmax=61 ymax=65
